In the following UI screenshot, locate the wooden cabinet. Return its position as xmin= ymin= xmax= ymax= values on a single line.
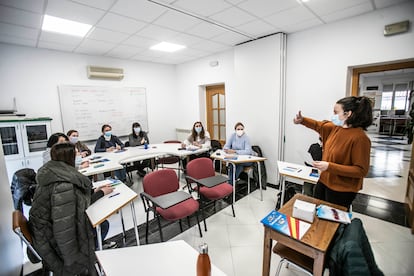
xmin=0 ymin=118 xmax=52 ymax=183
xmin=406 ymin=142 xmax=414 ymax=234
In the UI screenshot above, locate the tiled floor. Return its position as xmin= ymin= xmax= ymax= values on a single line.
xmin=26 ymin=134 xmax=414 ymax=275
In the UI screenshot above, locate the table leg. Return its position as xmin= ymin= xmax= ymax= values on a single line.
xmin=280 ymin=175 xmax=286 ymax=207
xmin=258 ymin=161 xmax=263 ymax=201
xmin=313 ymin=252 xmax=325 ymax=276
xmin=130 ymin=201 xmax=140 ymax=246
xmin=232 ymin=163 xmax=236 ymax=204
xmin=96 ymin=224 xmax=103 ymax=251
xmin=120 ymin=209 xmax=126 ymax=245
xmin=262 ymin=228 xmax=272 ymax=276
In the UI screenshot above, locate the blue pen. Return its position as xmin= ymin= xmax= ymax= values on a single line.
xmin=109 ymin=192 xmax=120 ymax=198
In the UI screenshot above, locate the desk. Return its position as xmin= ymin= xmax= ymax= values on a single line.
xmin=262 ymin=194 xmax=346 ymax=276
xmin=211 ymin=150 xmax=267 ymax=203
xmin=277 ymin=161 xmax=319 ymax=207
xmin=380 ymin=116 xmax=408 ymax=136
xmin=86 ymin=183 xmax=139 ymax=250
xmin=95 ymin=240 xmax=227 ymax=276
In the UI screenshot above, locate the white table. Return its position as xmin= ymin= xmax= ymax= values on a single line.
xmin=277 ymin=161 xmax=320 ymax=206
xmin=86 ymin=183 xmax=139 ymax=250
xmin=211 ymin=150 xmax=267 ymax=203
xmin=95 ymin=240 xmax=227 ymax=276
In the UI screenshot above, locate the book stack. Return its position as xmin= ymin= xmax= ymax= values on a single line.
xmin=261 ymin=210 xmax=311 ymax=240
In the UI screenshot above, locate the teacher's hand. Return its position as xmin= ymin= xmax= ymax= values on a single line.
xmin=106 ymin=147 xmax=115 ymax=152
xmin=293 ymin=111 xmax=304 ymax=124
xmin=313 ymin=161 xmax=329 ymax=171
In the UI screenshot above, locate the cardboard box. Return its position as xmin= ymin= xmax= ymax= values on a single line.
xmin=292 ymin=199 xmax=316 ymax=223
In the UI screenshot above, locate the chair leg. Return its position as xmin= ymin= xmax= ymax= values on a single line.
xmin=195 ymin=212 xmax=203 ymax=237
xmin=275 ymin=258 xmax=285 ymax=276
xmin=186 ymin=216 xmax=191 ymax=227
xmin=179 ymin=219 xmax=183 ymax=232
xmin=145 ymin=211 xmax=150 ymax=244
xmin=156 ymin=215 xmax=164 ymax=242
xmin=231 ymin=203 xmax=235 ymax=217
xmin=247 ymin=172 xmax=250 ymax=194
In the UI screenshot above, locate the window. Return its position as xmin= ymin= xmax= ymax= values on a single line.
xmin=380 ymin=83 xmax=409 ymax=111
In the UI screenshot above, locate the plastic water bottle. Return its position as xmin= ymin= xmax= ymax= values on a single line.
xmin=197 ymin=243 xmax=211 ymax=276
xmin=144 ymin=142 xmax=148 ymax=149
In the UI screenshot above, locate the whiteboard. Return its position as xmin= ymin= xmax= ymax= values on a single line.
xmin=58 ymin=85 xmax=148 ymax=141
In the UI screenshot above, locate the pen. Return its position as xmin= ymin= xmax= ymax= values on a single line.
xmin=297 ymin=169 xmax=302 ymax=172
xmin=109 ymin=192 xmax=120 ymax=198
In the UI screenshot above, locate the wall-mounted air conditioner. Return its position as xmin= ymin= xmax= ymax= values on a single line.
xmin=87 ymin=66 xmax=124 ymax=80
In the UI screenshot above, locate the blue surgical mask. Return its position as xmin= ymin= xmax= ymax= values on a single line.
xmin=75 ymin=155 xmax=82 ymax=166
xmin=69 ymin=137 xmax=78 ymax=144
xmin=104 ymin=131 xmax=112 ymax=137
xmin=331 ymin=114 xmax=344 ymax=126
xmin=195 ymin=127 xmax=202 ymax=133
xmin=134 ymin=127 xmax=141 ymax=133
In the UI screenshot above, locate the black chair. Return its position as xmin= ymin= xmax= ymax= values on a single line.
xmin=156 ymin=140 xmax=182 ymax=178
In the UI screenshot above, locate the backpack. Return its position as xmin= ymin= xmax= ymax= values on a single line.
xmin=10 ymin=168 xmax=37 ymax=212
xmin=251 ymin=145 xmax=267 ymax=189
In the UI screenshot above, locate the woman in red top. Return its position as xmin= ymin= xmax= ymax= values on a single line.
xmin=294 ymin=96 xmax=373 ymax=209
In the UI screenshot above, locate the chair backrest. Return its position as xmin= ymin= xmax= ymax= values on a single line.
xmin=12 ymin=210 xmax=42 ymax=262
xmin=210 ymin=139 xmax=222 ymax=151
xmin=143 ymin=169 xmax=179 ymax=197
xmin=125 ymin=141 xmax=130 ymax=147
xmin=187 ymin=158 xmax=215 ymax=181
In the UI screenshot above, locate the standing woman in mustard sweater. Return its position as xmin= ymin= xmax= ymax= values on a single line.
xmin=294 ymin=96 xmax=373 ymax=209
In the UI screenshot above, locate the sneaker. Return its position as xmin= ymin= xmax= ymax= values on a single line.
xmin=102 ymin=241 xmax=117 ymax=249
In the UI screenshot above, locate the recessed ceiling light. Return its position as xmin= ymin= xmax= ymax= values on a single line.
xmin=150 ymin=42 xmax=186 ymax=52
xmin=42 ymin=15 xmax=92 ymax=37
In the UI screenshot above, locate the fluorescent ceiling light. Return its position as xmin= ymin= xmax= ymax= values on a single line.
xmin=150 ymin=42 xmax=186 ymax=52
xmin=42 ymin=15 xmax=92 ymax=37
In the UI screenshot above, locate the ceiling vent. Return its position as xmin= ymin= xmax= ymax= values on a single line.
xmin=87 ymin=66 xmax=124 ymax=80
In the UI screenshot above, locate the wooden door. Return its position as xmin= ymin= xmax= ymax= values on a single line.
xmin=206 ymin=85 xmax=226 ymax=145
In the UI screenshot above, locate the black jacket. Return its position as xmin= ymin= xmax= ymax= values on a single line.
xmin=29 ymin=160 xmax=97 ymax=276
xmin=94 ymin=135 xmax=124 ymax=152
xmin=10 ymin=168 xmax=37 ymax=212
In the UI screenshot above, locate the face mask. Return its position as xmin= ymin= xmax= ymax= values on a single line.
xmin=134 ymin=127 xmax=141 ymax=134
xmin=236 ymin=130 xmax=244 ymax=137
xmin=75 ymin=155 xmax=82 ymax=166
xmin=331 ymin=114 xmax=344 ymax=126
xmin=104 ymin=131 xmax=112 ymax=137
xmin=69 ymin=137 xmax=78 ymax=144
xmin=195 ymin=127 xmax=202 ymax=133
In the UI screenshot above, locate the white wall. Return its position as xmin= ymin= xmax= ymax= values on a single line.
xmin=0 ymin=44 xmax=177 ymax=143
xmin=284 ymin=1 xmax=414 ymax=164
xmin=176 ymin=35 xmax=283 ymax=184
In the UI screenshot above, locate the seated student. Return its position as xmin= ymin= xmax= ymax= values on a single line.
xmin=94 ymin=124 xmax=126 ymax=182
xmin=223 ymin=122 xmax=252 ymax=185
xmin=29 ymin=143 xmax=115 ymax=275
xmin=42 ymin=133 xmax=69 ymax=164
xmin=67 ymin=129 xmax=92 ymax=157
xmin=128 ymin=122 xmax=151 ymax=177
xmin=181 ymin=121 xmax=211 ymax=169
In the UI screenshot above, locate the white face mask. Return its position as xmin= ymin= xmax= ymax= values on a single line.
xmin=69 ymin=137 xmax=78 ymax=144
xmin=236 ymin=130 xmax=244 ymax=137
xmin=134 ymin=127 xmax=141 ymax=134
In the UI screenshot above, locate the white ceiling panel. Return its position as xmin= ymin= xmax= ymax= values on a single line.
xmin=105 ymin=44 xmax=144 ymax=59
xmin=0 ymin=5 xmax=43 ymax=28
xmin=75 ymin=38 xmax=116 ymax=55
xmin=38 ymin=40 xmax=77 ymax=52
xmin=264 ymin=5 xmax=318 ymax=28
xmin=209 ymin=6 xmax=257 ymax=28
xmin=97 ymin=12 xmax=147 ymax=34
xmin=174 ymin=0 xmax=232 ymax=17
xmin=0 ymin=0 xmax=45 ymax=13
xmin=71 ymin=0 xmax=117 ymax=11
xmin=236 ymin=19 xmax=278 ymax=37
xmin=87 ymin=27 xmax=130 ymax=43
xmin=321 ymin=2 xmax=374 ymax=23
xmin=122 ymin=35 xmax=158 ymax=48
xmin=39 ymin=31 xmax=83 ymax=46
xmin=45 ymin=0 xmax=105 ymax=25
xmin=185 ymin=22 xmax=226 ymax=39
xmin=152 ymin=10 xmax=201 ymax=32
xmin=135 ymin=24 xmax=179 ymax=41
xmin=0 ymin=0 xmax=408 ymax=64
xmin=238 ymin=0 xmax=298 ymax=18
xmin=304 ymin=0 xmax=372 ymax=17
xmin=111 ymin=0 xmax=167 ymax=23
xmin=0 ymin=34 xmax=37 ymax=47
xmin=0 ymin=22 xmax=39 ymax=40
xmin=211 ymin=31 xmax=247 ymax=45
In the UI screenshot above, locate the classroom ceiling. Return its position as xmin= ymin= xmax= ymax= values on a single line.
xmin=0 ymin=0 xmax=409 ymax=65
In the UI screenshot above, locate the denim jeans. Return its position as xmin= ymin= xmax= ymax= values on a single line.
xmin=228 ymin=162 xmax=252 ymax=185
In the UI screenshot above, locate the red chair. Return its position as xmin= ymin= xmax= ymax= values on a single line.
xmin=186 ymin=157 xmax=235 ymax=231
xmin=141 ymin=169 xmax=203 ymax=243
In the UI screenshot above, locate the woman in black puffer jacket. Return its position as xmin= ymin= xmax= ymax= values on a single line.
xmin=29 ymin=143 xmax=98 ymax=276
